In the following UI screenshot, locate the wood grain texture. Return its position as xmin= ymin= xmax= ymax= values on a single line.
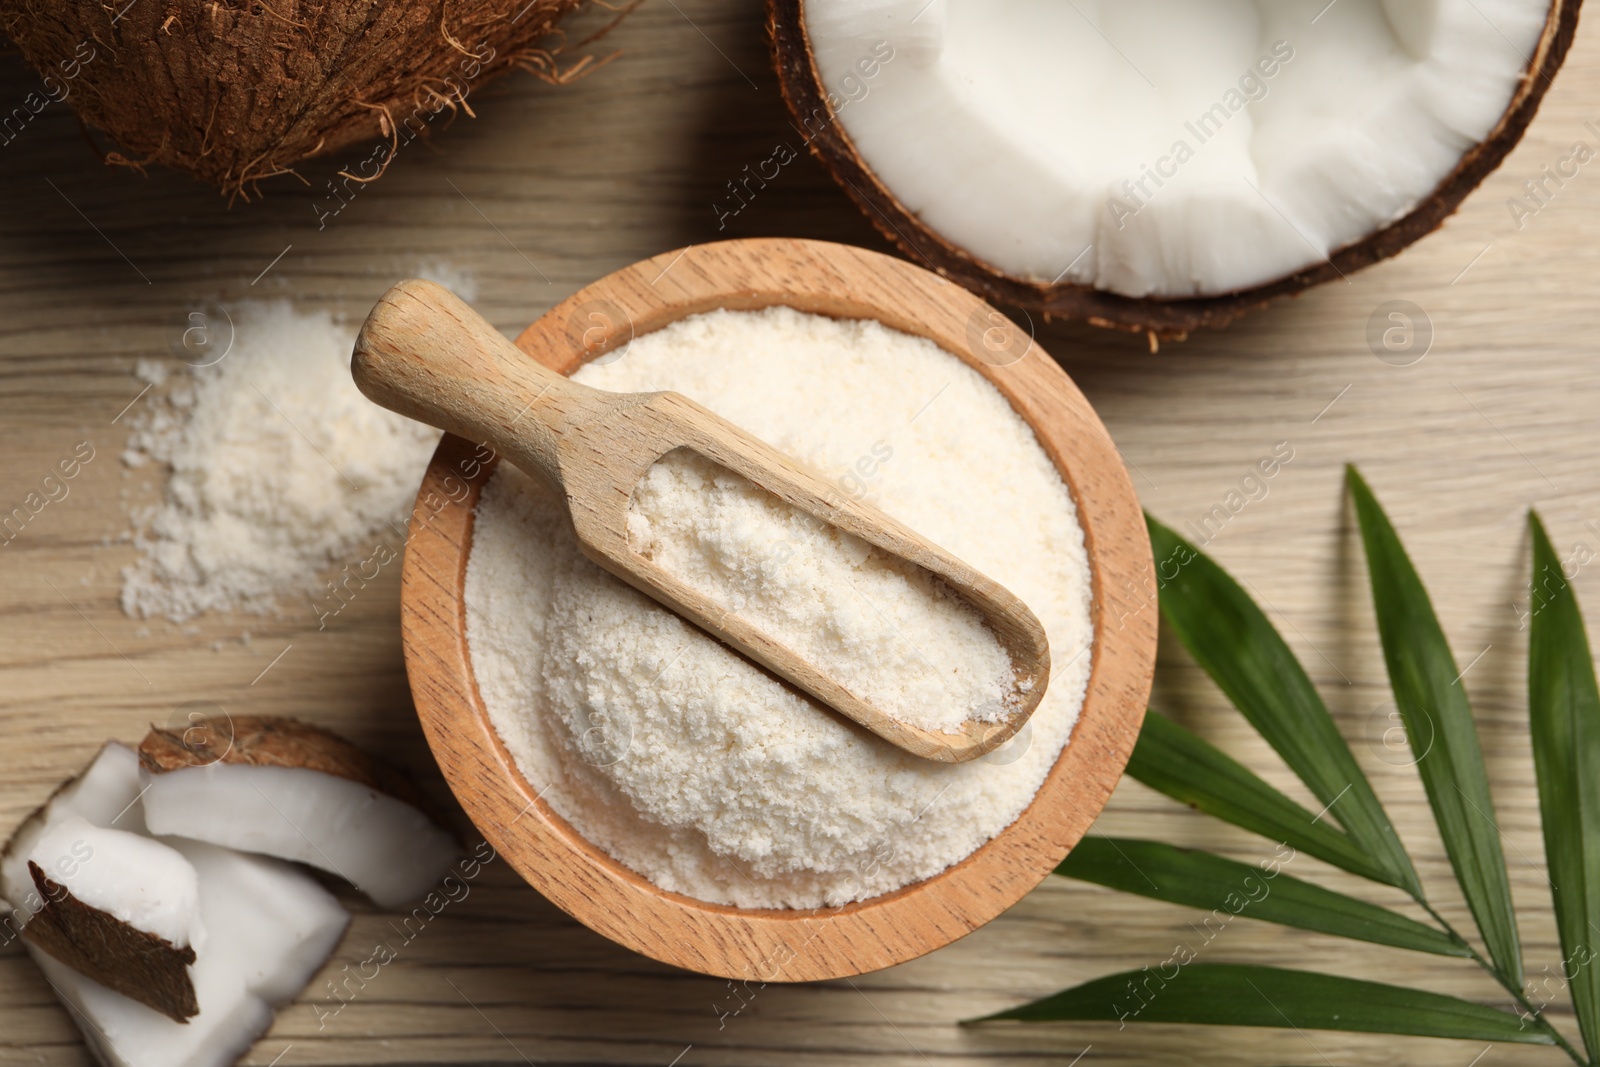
xmin=353 ymin=270 xmax=1059 ymax=763
xmin=2 ymin=0 xmax=1600 ymax=1063
xmin=396 ymin=237 xmax=1153 ymax=980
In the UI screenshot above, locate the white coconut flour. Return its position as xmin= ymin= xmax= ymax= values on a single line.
xmin=466 ymin=306 xmax=1094 ymax=909
xmin=120 ymin=301 xmax=441 ymax=622
xmin=626 ymin=447 xmax=1021 ymax=734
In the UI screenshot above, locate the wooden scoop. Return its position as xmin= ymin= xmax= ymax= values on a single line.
xmin=352 ymin=279 xmax=1051 ymax=763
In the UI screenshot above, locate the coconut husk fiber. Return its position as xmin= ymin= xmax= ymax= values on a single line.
xmin=0 ymin=0 xmax=617 ymax=198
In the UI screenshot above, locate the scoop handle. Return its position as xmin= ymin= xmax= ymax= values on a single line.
xmin=352 ymin=278 xmax=593 ymax=485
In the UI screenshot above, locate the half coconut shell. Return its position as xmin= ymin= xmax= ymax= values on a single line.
xmin=766 ymin=0 xmax=1583 ymax=337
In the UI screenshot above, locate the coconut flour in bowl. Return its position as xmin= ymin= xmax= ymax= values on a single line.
xmin=463 ymin=305 xmax=1093 ymax=909
xmin=626 ymin=447 xmax=1026 ymax=735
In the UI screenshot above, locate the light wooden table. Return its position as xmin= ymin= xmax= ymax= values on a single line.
xmin=2 ymin=4 xmax=1598 ymax=1065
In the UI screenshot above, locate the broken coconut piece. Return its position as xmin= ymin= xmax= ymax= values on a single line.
xmin=2 ymin=738 xmax=351 ymax=1067
xmin=1 ymin=741 xmax=148 ymax=915
xmin=139 ymin=717 xmax=459 ymax=908
xmin=771 ymin=0 xmax=1580 ymax=333
xmin=23 ymin=816 xmax=204 ymax=1022
xmin=29 ymin=841 xmax=348 ymax=1067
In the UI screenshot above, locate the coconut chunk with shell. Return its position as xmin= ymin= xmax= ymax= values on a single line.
xmin=0 ymin=0 xmax=620 ymax=198
xmin=26 ymin=841 xmax=348 ymax=1067
xmin=770 ymin=0 xmax=1581 ymax=335
xmin=2 ymin=742 xmax=149 ymax=918
xmin=22 ymin=816 xmax=205 ymax=1022
xmin=139 ymin=717 xmax=460 ymax=908
xmin=1 ymin=739 xmax=350 ymax=1067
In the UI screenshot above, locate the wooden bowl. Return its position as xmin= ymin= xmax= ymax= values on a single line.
xmin=400 ymin=238 xmax=1156 ymax=981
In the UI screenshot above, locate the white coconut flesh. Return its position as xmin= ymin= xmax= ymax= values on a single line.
xmin=140 ymin=762 xmax=459 ymax=908
xmin=30 ymin=842 xmax=348 ymax=1067
xmin=1 ymin=743 xmax=350 ymax=1067
xmin=1 ymin=742 xmax=148 ymax=914
xmin=27 ymin=815 xmax=205 ymax=952
xmin=34 ymin=841 xmax=348 ymax=1067
xmin=804 ymin=0 xmax=1551 ymax=297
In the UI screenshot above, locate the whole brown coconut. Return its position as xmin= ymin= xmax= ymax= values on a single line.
xmin=0 ymin=0 xmax=618 ymax=197
xmin=767 ymin=0 xmax=1583 ymax=338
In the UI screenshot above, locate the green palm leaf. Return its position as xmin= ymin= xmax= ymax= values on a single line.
xmin=1127 ymin=711 xmax=1402 ymax=888
xmin=1005 ymin=500 xmax=1596 ymax=1063
xmin=1057 ymin=837 xmax=1468 ymax=958
xmin=1528 ymin=512 xmax=1600 ymax=1061
xmin=1147 ymin=516 xmax=1421 ymax=897
xmin=1348 ymin=467 xmax=1522 ymax=986
xmin=974 ymin=963 xmax=1548 ymax=1043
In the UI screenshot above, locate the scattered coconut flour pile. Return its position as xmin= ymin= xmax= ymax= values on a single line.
xmin=120 ymin=300 xmax=441 ymax=622
xmin=412 ymin=259 xmax=479 ymax=304
xmin=465 ymin=306 xmax=1094 ymax=909
xmin=626 ymin=448 xmax=1021 ymax=733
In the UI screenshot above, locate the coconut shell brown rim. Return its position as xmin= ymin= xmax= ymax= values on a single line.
xmin=398 ymin=237 xmax=1156 ymax=981
xmin=766 ymin=0 xmax=1584 ymax=338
